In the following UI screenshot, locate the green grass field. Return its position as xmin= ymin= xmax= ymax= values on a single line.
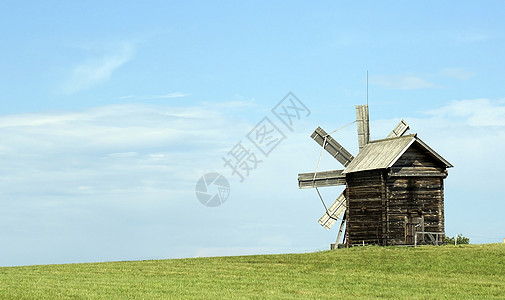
xmin=1 ymin=244 xmax=504 ymax=299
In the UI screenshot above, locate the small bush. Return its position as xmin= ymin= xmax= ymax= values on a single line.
xmin=445 ymin=234 xmax=470 ymax=245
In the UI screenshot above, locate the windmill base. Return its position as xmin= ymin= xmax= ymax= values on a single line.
xmin=330 ymin=243 xmax=347 ymax=250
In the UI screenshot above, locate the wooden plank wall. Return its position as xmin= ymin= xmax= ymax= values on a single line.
xmin=346 ymin=143 xmax=447 ymax=246
xmin=386 ymin=177 xmax=444 ymax=245
xmin=390 ymin=143 xmax=447 ymax=175
xmin=346 ymin=170 xmax=386 ymax=245
xmin=386 ymin=143 xmax=446 ymax=245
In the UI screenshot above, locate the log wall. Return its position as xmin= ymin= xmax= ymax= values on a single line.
xmin=346 ymin=170 xmax=386 ymax=245
xmin=386 ymin=143 xmax=446 ymax=245
xmin=346 ymin=142 xmax=446 ymax=246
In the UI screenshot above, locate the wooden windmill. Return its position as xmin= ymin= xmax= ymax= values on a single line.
xmin=298 ymin=105 xmax=452 ymax=247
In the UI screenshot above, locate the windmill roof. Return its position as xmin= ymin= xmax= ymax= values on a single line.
xmin=342 ymin=134 xmax=453 ymax=174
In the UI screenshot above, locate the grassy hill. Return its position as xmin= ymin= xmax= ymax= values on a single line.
xmin=1 ymin=244 xmax=504 ymax=299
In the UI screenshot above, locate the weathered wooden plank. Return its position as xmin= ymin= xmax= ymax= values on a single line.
xmin=390 ymin=165 xmax=446 ymax=175
xmin=356 ymin=105 xmax=370 ymax=152
xmin=297 ymin=170 xmax=345 ymax=189
xmin=349 ymin=211 xmax=383 ymax=216
xmin=389 ymin=172 xmax=447 ymax=178
xmin=345 ymin=169 xmax=388 ymax=245
xmin=388 ymin=188 xmax=442 ymax=194
xmin=387 ymin=119 xmax=410 ymax=138
xmin=318 ymin=191 xmax=347 ymax=230
xmin=311 ymin=127 xmax=354 ymax=167
xmin=336 ymin=211 xmax=347 ymax=244
xmin=348 ymin=191 xmax=383 ymax=197
xmin=394 ymin=157 xmax=441 ymax=168
xmin=389 ymin=191 xmax=442 ymax=198
xmin=388 ymin=177 xmax=442 ymax=186
xmin=392 ymin=143 xmax=448 ymax=169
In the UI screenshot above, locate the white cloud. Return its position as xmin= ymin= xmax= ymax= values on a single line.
xmin=425 ymin=98 xmax=505 ymax=126
xmin=117 ymin=95 xmax=136 ymax=100
xmin=389 ymin=99 xmax=505 ymax=243
xmin=3 ymin=97 xmax=504 ymax=266
xmin=0 ymin=103 xmax=247 ymax=201
xmin=454 ymin=32 xmax=494 ymax=43
xmin=370 ymin=75 xmax=438 ymax=90
xmin=371 ymin=68 xmax=474 ymax=91
xmin=439 ymin=68 xmax=474 ymax=80
xmin=150 ymin=92 xmax=190 ymax=99
xmin=60 ymin=43 xmax=134 ymax=94
xmin=117 ymin=93 xmax=191 ymax=101
xmin=108 ymin=152 xmax=139 ymax=158
xmin=354 ymin=98 xmax=505 ymax=244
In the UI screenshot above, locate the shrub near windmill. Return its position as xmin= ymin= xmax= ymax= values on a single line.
xmin=298 ymin=105 xmax=453 ymax=247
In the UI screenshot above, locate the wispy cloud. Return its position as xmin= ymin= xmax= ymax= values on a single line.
xmin=371 ymin=68 xmax=474 ymax=90
xmin=454 ymin=32 xmax=495 ymax=43
xmin=371 ymin=98 xmax=505 ymax=244
xmin=150 ymin=92 xmax=190 ymax=99
xmin=370 ymin=75 xmax=438 ymax=90
xmin=425 ymin=98 xmax=505 ymax=126
xmin=2 ymin=97 xmax=505 ymax=266
xmin=0 ymin=101 xmax=275 ymax=265
xmin=439 ymin=68 xmax=474 ymax=80
xmin=117 ymin=95 xmax=136 ymax=100
xmin=116 ymin=92 xmax=191 ymax=101
xmin=60 ymin=43 xmax=134 ymax=94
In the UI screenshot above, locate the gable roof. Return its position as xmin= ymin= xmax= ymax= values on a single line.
xmin=342 ymin=134 xmax=453 ymax=174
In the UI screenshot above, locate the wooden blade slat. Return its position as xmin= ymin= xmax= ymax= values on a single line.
xmin=356 ymin=105 xmax=370 ymax=152
xmin=298 ymin=170 xmax=346 ymax=189
xmin=318 ymin=191 xmax=347 ymax=230
xmin=387 ymin=119 xmax=410 ymax=138
xmin=311 ymin=127 xmax=354 ymax=167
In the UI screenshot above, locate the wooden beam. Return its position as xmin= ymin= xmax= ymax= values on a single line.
xmin=356 ymin=105 xmax=370 ymax=152
xmin=336 ymin=211 xmax=347 ymax=244
xmin=298 ymin=170 xmax=346 ymax=189
xmin=318 ymin=191 xmax=347 ymax=230
xmin=388 ymin=170 xmax=448 ymax=178
xmin=387 ymin=119 xmax=410 ymax=138
xmin=311 ymin=127 xmax=354 ymax=167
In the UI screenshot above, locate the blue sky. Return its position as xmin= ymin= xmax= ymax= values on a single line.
xmin=1 ymin=1 xmax=504 ymax=266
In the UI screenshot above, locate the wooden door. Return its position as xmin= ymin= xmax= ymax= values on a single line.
xmin=404 ymin=216 xmax=424 ymax=245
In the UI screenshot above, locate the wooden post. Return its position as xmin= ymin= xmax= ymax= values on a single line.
xmin=336 ymin=211 xmax=347 ymax=245
xmin=356 ymin=105 xmax=370 ymax=152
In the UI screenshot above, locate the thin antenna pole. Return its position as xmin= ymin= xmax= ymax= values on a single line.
xmin=366 ymin=70 xmax=369 ymax=106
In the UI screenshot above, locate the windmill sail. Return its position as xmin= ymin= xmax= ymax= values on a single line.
xmin=356 ymin=105 xmax=370 ymax=152
xmin=318 ymin=191 xmax=347 ymax=230
xmin=387 ymin=119 xmax=410 ymax=138
xmin=298 ymin=169 xmax=345 ymax=189
xmin=311 ymin=127 xmax=354 ymax=167
xmin=301 ymin=112 xmax=412 ymax=234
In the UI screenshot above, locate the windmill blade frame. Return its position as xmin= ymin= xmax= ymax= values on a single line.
xmin=318 ymin=191 xmax=347 ymax=230
xmin=311 ymin=127 xmax=354 ymax=167
xmin=298 ymin=169 xmax=345 ymax=189
xmin=387 ymin=119 xmax=410 ymax=138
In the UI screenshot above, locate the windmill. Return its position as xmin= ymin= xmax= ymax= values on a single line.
xmin=298 ymin=105 xmax=452 ymax=247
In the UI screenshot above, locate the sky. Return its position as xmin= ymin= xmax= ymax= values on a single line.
xmin=0 ymin=1 xmax=504 ymax=266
